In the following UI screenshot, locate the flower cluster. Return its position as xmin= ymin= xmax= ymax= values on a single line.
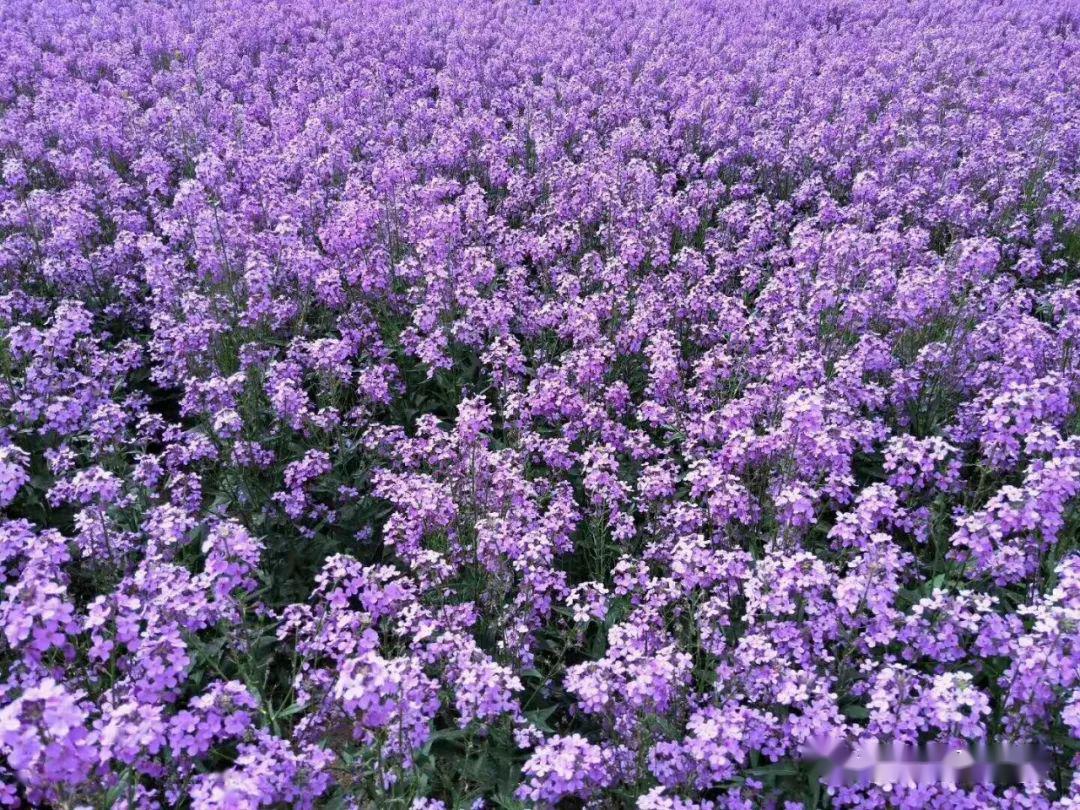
xmin=0 ymin=0 xmax=1078 ymax=806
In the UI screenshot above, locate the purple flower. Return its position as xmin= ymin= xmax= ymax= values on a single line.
xmin=516 ymin=734 xmax=625 ymax=806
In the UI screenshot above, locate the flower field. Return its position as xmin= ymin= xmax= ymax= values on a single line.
xmin=1 ymin=0 xmax=1078 ymax=806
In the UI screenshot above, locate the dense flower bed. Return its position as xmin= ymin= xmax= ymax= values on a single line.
xmin=1 ymin=0 xmax=1078 ymax=806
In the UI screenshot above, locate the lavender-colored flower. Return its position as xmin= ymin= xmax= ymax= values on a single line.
xmin=0 ymin=678 xmax=96 ymax=802
xmin=516 ymin=734 xmax=625 ymax=806
xmin=0 ymin=446 xmax=29 ymax=509
xmin=0 ymin=0 xmax=1077 ymax=804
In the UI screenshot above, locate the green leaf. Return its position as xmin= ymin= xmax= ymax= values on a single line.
xmin=841 ymin=703 xmax=870 ymax=719
xmin=276 ymin=701 xmax=307 ymax=718
xmin=525 ymin=706 xmax=557 ymax=732
xmin=747 ymin=762 xmax=799 ymax=777
xmin=431 ymin=726 xmax=472 ymax=742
